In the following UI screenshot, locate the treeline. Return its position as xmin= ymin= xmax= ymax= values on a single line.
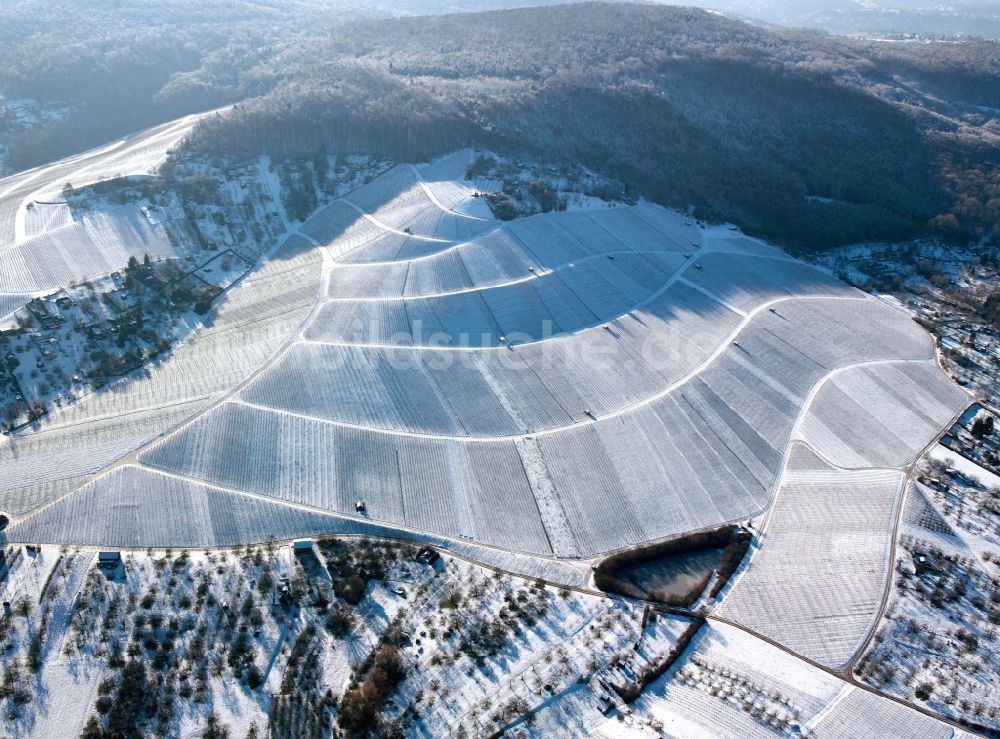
xmin=185 ymin=2 xmax=1000 ymax=250
xmin=612 ymin=616 xmax=705 ymax=704
xmin=593 ymin=525 xmax=752 ymax=606
xmin=185 ymin=70 xmax=477 ymax=162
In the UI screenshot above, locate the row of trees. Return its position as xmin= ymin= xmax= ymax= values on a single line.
xmin=339 ymin=643 xmax=408 ymax=734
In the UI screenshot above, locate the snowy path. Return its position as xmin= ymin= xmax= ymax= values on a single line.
xmin=408 ymin=163 xmax=492 ymax=221
xmin=717 ymin=352 xmax=968 ymax=668
xmin=340 ymin=197 xmax=454 ymax=243
xmin=45 ymin=552 xmax=96 ymax=661
xmin=234 ymin=293 xmax=875 ymax=443
xmin=7 ymin=113 xmax=206 ymax=246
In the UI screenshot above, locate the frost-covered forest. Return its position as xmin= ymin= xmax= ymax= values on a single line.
xmin=2 ymin=3 xmax=998 ymax=250
xmin=183 ymin=4 xmax=1000 ymax=251
xmin=0 ymin=0 xmax=359 ymax=172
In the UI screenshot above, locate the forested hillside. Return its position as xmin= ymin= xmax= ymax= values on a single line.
xmin=0 ymin=0 xmax=366 ymax=171
xmin=187 ymin=3 xmax=1000 ymax=249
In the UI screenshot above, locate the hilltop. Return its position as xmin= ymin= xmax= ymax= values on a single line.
xmin=187 ymin=2 xmax=1000 ymax=250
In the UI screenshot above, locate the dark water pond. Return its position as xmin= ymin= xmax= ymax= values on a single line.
xmin=608 ymin=546 xmax=724 ymax=604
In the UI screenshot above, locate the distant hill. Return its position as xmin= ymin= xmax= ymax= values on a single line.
xmin=700 ymin=0 xmax=1000 ymax=40
xmin=0 ymin=0 xmax=369 ymax=172
xmin=187 ymin=2 xmax=1000 ymax=249
xmin=337 ymin=0 xmax=1000 ymax=40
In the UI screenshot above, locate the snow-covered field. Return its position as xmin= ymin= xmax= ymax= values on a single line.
xmin=0 ymin=112 xmax=215 ymax=331
xmin=928 ymin=443 xmax=1000 ymax=491
xmin=0 ymin=113 xmax=205 ymax=249
xmin=305 ymin=163 xmax=494 ymax=249
xmin=0 ymin=234 xmax=322 ymax=516
xmin=798 ymin=361 xmax=969 ymax=470
xmin=416 ymin=148 xmax=501 ymax=219
xmin=22 ymin=201 xmax=73 ymax=239
xmin=1 ymin=154 xmax=969 ymax=579
xmin=0 ymin=139 xmax=981 ymax=736
xmin=592 ymin=621 xmax=965 ymax=739
xmin=0 ymin=204 xmax=179 ymax=294
xmin=716 ymin=444 xmax=905 ymax=667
